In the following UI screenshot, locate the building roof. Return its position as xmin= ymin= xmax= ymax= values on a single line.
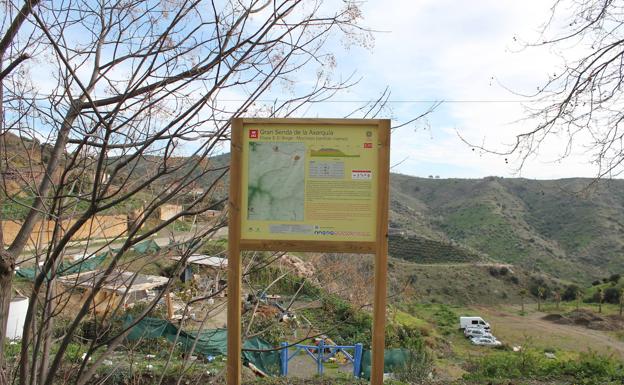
xmin=58 ymin=269 xmax=169 ymax=294
xmin=171 ymin=254 xmax=228 ymax=268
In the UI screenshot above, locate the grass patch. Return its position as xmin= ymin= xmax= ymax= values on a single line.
xmin=465 ymin=348 xmax=624 ymax=384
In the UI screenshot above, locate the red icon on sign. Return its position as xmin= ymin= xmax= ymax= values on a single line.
xmin=364 ymin=142 xmax=372 ymax=148
xmin=249 ymin=129 xmax=259 ymax=139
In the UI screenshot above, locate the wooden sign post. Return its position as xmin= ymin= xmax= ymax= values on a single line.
xmin=228 ymin=118 xmax=390 ymax=385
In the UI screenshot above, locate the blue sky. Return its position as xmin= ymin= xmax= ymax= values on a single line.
xmin=271 ymin=0 xmax=604 ymax=180
xmin=19 ymin=0 xmax=606 ymax=180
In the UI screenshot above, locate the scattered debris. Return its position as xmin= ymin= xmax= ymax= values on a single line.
xmin=246 ymin=361 xmax=268 ymax=377
xmin=172 ymin=254 xmax=227 ymax=296
xmin=58 ymin=269 xmax=169 ymax=315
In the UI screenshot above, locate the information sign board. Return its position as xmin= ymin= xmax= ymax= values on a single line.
xmin=240 ymin=123 xmax=379 ymax=242
xmin=228 ymin=118 xmax=390 ymax=385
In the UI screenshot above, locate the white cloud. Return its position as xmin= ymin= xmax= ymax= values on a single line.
xmin=325 ymin=0 xmax=606 ymax=179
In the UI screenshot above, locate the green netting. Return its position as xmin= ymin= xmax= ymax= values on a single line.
xmin=168 ymin=238 xmax=202 ymax=253
xmin=132 ymin=239 xmax=161 ymax=254
xmin=242 ymin=336 xmax=280 ymax=376
xmin=125 ymin=316 xmax=176 ymax=340
xmin=359 ymin=348 xmax=413 ymax=380
xmin=177 ymin=328 xmax=228 ymax=357
xmin=15 ymin=252 xmax=108 ymax=281
xmin=123 ymin=316 xmax=280 ymax=376
xmin=59 ymin=252 xmax=108 ymax=275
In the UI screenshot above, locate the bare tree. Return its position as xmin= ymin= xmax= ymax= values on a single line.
xmin=0 ymin=0 xmax=371 ymax=384
xmin=466 ymin=1 xmax=624 ymax=179
xmin=597 ymin=287 xmax=604 ymax=313
xmin=537 ymin=286 xmax=545 ymax=311
xmin=553 ymin=289 xmax=561 ymax=310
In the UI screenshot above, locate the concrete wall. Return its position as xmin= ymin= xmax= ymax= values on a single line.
xmin=159 ymin=204 xmax=183 ymax=221
xmin=2 ymin=215 xmax=128 ymax=248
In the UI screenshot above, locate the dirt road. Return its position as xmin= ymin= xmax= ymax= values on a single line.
xmin=474 ymin=306 xmax=624 ymax=358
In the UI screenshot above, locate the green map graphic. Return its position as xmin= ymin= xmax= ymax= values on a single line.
xmin=247 ymin=142 xmax=305 ymax=221
xmin=310 ymin=148 xmax=359 ymax=157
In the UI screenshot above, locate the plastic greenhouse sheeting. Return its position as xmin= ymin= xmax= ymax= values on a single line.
xmin=132 ymin=239 xmax=161 ymax=254
xmin=359 ymin=348 xmax=413 ymax=380
xmin=15 ymin=252 xmax=108 ymax=281
xmin=123 ymin=316 xmax=280 ymax=376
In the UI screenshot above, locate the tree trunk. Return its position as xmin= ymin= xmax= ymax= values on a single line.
xmin=38 ymin=276 xmax=57 ymax=381
xmin=0 ymin=250 xmax=15 ymax=385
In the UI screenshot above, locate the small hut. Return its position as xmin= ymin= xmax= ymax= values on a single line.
xmin=58 ymin=269 xmax=169 ymax=316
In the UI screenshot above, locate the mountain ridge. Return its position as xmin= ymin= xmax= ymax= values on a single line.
xmin=3 ymin=130 xmax=622 ymax=283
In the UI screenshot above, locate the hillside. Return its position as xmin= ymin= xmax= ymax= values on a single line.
xmin=4 ymin=132 xmax=624 ymax=283
xmin=390 ymin=174 xmax=624 ymax=282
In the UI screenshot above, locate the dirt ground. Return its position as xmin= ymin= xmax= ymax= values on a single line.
xmin=285 ymin=352 xmax=354 ymax=379
xmin=473 ymin=305 xmax=624 ymax=358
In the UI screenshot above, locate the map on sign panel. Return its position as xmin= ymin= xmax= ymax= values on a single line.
xmin=247 ymin=142 xmax=305 ymax=221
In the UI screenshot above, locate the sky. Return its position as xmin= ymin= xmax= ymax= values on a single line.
xmin=12 ymin=0 xmax=608 ymax=180
xmin=292 ymin=0 xmax=604 ymax=180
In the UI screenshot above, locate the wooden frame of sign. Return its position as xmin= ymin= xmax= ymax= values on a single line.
xmin=227 ymin=118 xmax=390 ymax=385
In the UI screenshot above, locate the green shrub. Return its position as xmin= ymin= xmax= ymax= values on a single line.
xmin=562 ymin=284 xmax=581 ymax=301
xmin=465 ymin=348 xmax=624 ymax=383
xmin=603 ymin=287 xmax=621 ymax=304
xmin=3 ymin=341 xmax=21 ymax=359
xmin=392 ymin=348 xmax=432 ymax=383
xmin=65 ymin=343 xmax=88 ymax=363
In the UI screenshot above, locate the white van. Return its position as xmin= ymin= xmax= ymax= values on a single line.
xmin=459 ymin=316 xmax=491 ymax=330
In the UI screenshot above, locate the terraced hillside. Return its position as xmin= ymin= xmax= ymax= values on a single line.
xmin=388 ymin=234 xmax=485 ymax=264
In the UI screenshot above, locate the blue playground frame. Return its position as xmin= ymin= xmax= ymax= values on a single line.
xmin=279 ymin=340 xmax=363 ymax=377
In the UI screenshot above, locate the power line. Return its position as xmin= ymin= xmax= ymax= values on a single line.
xmin=217 ymin=99 xmax=542 ymax=104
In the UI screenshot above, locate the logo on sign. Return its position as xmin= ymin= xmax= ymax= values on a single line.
xmin=249 ymin=129 xmax=259 ymax=139
xmin=352 ymin=170 xmax=372 ymax=180
xmin=364 ymin=143 xmax=373 ymax=148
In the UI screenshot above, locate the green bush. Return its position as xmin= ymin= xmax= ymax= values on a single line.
xmin=562 ymin=284 xmax=581 ymax=301
xmin=392 ymin=348 xmax=432 ymax=383
xmin=65 ymin=342 xmax=88 ymax=363
xmin=465 ymin=349 xmax=624 ymax=383
xmin=603 ymin=287 xmax=621 ymax=304
xmin=3 ymin=341 xmax=21 ymax=359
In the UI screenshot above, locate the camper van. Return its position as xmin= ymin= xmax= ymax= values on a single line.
xmin=459 ymin=316 xmax=491 ymax=330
